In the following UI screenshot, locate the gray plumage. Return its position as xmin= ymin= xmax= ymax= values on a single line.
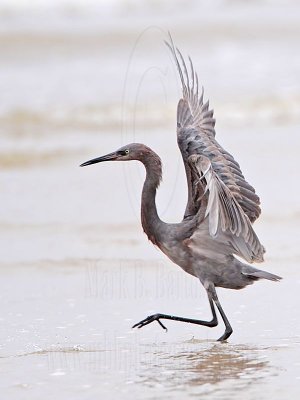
xmin=80 ymin=35 xmax=281 ymax=341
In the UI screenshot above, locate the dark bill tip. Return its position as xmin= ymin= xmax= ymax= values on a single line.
xmin=80 ymin=152 xmax=117 ymax=167
xmin=80 ymin=159 xmax=98 ymax=167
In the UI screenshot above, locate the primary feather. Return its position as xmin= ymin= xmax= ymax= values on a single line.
xmin=165 ymin=35 xmax=261 ymax=224
xmin=166 ymin=35 xmax=264 ymax=263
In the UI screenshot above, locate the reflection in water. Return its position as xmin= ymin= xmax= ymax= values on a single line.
xmin=7 ymin=340 xmax=278 ymax=399
xmin=139 ymin=340 xmax=271 ymax=395
xmin=177 ymin=344 xmax=268 ymax=386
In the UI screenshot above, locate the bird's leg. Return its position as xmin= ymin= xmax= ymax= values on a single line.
xmin=208 ymin=285 xmax=233 ymax=342
xmin=132 ymin=295 xmax=218 ymax=331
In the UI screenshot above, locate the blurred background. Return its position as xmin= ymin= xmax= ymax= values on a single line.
xmin=1 ymin=0 xmax=299 ymax=264
xmin=0 ymin=1 xmax=299 ymax=399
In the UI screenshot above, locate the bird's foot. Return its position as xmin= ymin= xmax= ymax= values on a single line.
xmin=217 ymin=327 xmax=233 ymax=342
xmin=132 ymin=314 xmax=168 ymax=332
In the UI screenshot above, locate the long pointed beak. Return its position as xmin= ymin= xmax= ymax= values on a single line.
xmin=80 ymin=152 xmax=118 ymax=167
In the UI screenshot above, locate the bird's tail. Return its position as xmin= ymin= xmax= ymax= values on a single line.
xmin=242 ymin=267 xmax=282 ymax=282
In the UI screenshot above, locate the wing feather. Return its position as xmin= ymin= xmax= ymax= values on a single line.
xmin=166 ymin=36 xmax=261 ymax=224
xmin=188 ymin=154 xmax=265 ymax=263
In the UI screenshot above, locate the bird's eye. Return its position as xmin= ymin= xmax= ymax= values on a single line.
xmin=124 ymin=149 xmax=129 ymax=155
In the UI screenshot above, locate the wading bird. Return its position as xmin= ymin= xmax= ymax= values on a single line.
xmin=80 ymin=36 xmax=281 ymax=341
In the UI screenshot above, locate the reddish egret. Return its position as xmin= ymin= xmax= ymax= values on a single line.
xmin=80 ymin=36 xmax=281 ymax=341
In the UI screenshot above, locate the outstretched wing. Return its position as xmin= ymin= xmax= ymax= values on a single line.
xmin=188 ymin=154 xmax=265 ymax=263
xmin=165 ymin=36 xmax=261 ymax=224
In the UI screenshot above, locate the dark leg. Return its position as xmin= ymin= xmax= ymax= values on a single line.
xmin=132 ymin=294 xmax=218 ymax=331
xmin=209 ymin=285 xmax=233 ymax=341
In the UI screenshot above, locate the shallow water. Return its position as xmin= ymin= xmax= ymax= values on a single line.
xmin=1 ymin=1 xmax=300 ymax=399
xmin=1 ymin=261 xmax=299 ymax=399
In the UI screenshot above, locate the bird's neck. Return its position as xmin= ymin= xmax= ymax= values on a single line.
xmin=140 ymin=151 xmax=163 ymax=246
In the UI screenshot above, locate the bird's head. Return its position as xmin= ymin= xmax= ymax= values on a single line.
xmin=80 ymin=143 xmax=149 ymax=167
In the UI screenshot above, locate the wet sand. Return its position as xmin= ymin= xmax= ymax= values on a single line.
xmin=1 ymin=1 xmax=300 ymax=399
xmin=0 ymin=258 xmax=299 ymax=399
